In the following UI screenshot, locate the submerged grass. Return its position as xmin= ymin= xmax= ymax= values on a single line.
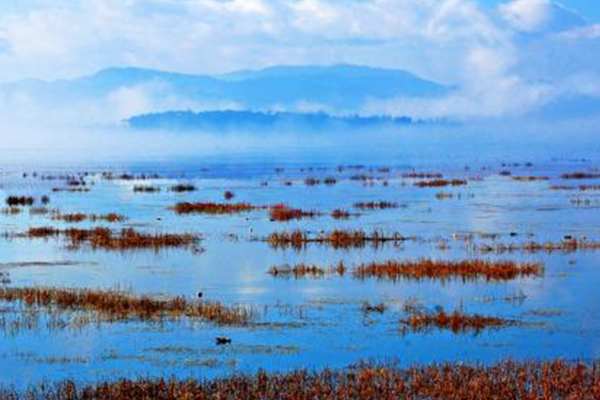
xmin=400 ymin=306 xmax=516 ymax=334
xmin=477 ymin=238 xmax=600 ymax=253
xmin=415 ymin=179 xmax=467 ymax=188
xmin=1 ymin=360 xmax=598 ymax=399
xmin=266 ymin=230 xmax=408 ymax=250
xmin=353 ymin=201 xmax=398 ymax=210
xmin=172 ymin=202 xmax=256 ymax=214
xmin=268 ymin=262 xmax=347 ymax=279
xmin=353 ymin=259 xmax=542 ymax=282
xmin=51 ymin=213 xmax=125 ymax=223
xmin=269 ymin=204 xmax=320 ymax=222
xmin=23 ymin=227 xmax=198 ymax=251
xmin=0 ymin=286 xmax=252 ymax=325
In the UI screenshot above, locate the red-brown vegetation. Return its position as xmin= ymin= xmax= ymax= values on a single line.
xmin=269 ymin=204 xmax=320 ymax=222
xmin=266 ymin=230 xmax=407 ymax=250
xmin=268 ymin=262 xmax=346 ymax=279
xmin=400 ymin=306 xmax=515 ymax=334
xmin=0 ymin=286 xmax=250 ymax=325
xmin=2 ymin=360 xmax=597 ymax=399
xmin=561 ymin=172 xmax=600 ymax=179
xmin=415 ymin=179 xmax=467 ymax=188
xmin=5 ymin=196 xmax=34 ymax=206
xmin=172 ymin=202 xmax=256 ymax=214
xmin=353 ymin=201 xmax=398 ymax=210
xmin=353 ymin=259 xmax=542 ymax=282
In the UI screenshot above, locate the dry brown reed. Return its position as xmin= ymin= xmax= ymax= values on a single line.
xmin=331 ymin=209 xmax=351 ymax=219
xmin=478 ymin=238 xmax=600 ymax=253
xmin=511 ymin=176 xmax=549 ymax=182
xmin=415 ymin=179 xmax=467 ymax=188
xmin=24 ymin=227 xmax=198 ymax=251
xmin=402 ymin=172 xmax=443 ymax=179
xmin=0 ymin=286 xmax=251 ymax=325
xmin=561 ymin=172 xmax=600 ymax=179
xmin=170 ymin=184 xmax=197 ymax=192
xmin=400 ymin=306 xmax=515 ymax=334
xmin=353 ymin=259 xmax=542 ymax=282
xmin=266 ymin=230 xmax=407 ymax=250
xmin=5 ymin=196 xmax=34 ymax=206
xmin=172 ymin=202 xmax=256 ymax=214
xmin=353 ymin=201 xmax=398 ymax=210
xmin=268 ymin=262 xmax=346 ymax=279
xmin=269 ymin=204 xmax=320 ymax=221
xmin=51 ymin=213 xmax=125 ymax=223
xmin=2 ymin=360 xmax=597 ymax=399
xmin=133 ymin=185 xmax=161 ymax=193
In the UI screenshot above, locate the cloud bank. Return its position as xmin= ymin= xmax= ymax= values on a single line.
xmin=0 ymin=0 xmax=598 ymax=121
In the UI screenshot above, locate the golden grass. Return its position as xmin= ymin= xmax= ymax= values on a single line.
xmin=172 ymin=202 xmax=256 ymax=214
xmin=353 ymin=259 xmax=542 ymax=282
xmin=2 ymin=360 xmax=598 ymax=399
xmin=266 ymin=230 xmax=407 ymax=250
xmin=0 ymin=286 xmax=251 ymax=325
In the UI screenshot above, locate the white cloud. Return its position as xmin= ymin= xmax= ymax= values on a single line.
xmin=0 ymin=0 xmax=597 ymax=122
xmin=499 ymin=0 xmax=584 ymax=33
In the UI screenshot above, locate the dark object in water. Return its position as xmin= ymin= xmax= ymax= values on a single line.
xmin=216 ymin=337 xmax=231 ymax=345
xmin=197 ymin=292 xmax=203 ymax=298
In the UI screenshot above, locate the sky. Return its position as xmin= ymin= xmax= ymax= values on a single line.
xmin=0 ymin=0 xmax=598 ymax=120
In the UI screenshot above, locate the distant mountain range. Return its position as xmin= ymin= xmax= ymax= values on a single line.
xmin=0 ymin=64 xmax=449 ymax=114
xmin=127 ymin=110 xmax=416 ymax=131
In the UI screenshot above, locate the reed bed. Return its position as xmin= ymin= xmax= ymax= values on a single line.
xmin=478 ymin=238 xmax=600 ymax=253
xmin=402 ymin=172 xmax=443 ymax=179
xmin=353 ymin=201 xmax=398 ymax=210
xmin=331 ymin=209 xmax=351 ymax=219
xmin=1 ymin=207 xmax=21 ymax=215
xmin=2 ymin=360 xmax=597 ymax=399
xmin=561 ymin=172 xmax=600 ymax=179
xmin=172 ymin=202 xmax=257 ymax=214
xmin=511 ymin=176 xmax=549 ymax=182
xmin=170 ymin=184 xmax=197 ymax=192
xmin=268 ymin=262 xmax=346 ymax=279
xmin=269 ymin=205 xmax=320 ymax=222
xmin=362 ymin=301 xmax=386 ymax=314
xmin=0 ymin=286 xmax=251 ymax=325
xmin=51 ymin=213 xmax=125 ymax=223
xmin=132 ymin=185 xmax=161 ymax=193
xmin=353 ymin=259 xmax=542 ymax=282
xmin=400 ymin=307 xmax=515 ymax=334
xmin=5 ymin=196 xmax=34 ymax=206
xmin=24 ymin=227 xmax=198 ymax=251
xmin=414 ymin=179 xmax=467 ymax=188
xmin=102 ymin=172 xmax=160 ymax=181
xmin=52 ymin=187 xmax=90 ymax=193
xmin=266 ymin=230 xmax=407 ymax=250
